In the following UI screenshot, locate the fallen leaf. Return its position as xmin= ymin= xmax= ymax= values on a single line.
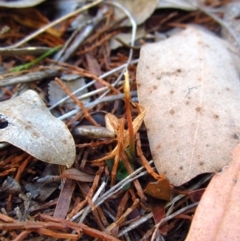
xmin=137 ymin=26 xmax=240 ymax=185
xmin=144 ymin=178 xmax=172 ymax=201
xmin=110 ymin=26 xmax=146 ymax=50
xmin=150 ymin=199 xmax=169 ymax=236
xmin=48 ymin=74 xmax=89 ymax=108
xmin=114 ymin=0 xmax=159 ymax=26
xmin=0 ymin=0 xmax=45 ymax=8
xmin=185 ymin=143 xmax=240 ymax=241
xmin=0 ymin=90 xmax=75 ymax=168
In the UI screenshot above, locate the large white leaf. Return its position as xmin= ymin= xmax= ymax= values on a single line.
xmin=137 ymin=26 xmax=240 ymax=186
xmin=0 ymin=90 xmax=75 ymax=168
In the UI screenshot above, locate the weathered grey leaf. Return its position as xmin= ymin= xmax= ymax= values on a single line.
xmin=0 ymin=90 xmax=75 ymax=168
xmin=48 ymin=75 xmax=89 ymax=109
xmin=137 ymin=26 xmax=240 ymax=186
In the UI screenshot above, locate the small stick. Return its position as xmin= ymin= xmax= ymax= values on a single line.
xmin=110 ymin=118 xmax=124 ymax=186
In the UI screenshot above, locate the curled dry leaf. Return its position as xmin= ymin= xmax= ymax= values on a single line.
xmin=186 ymin=143 xmax=240 ymax=241
xmin=137 ymin=26 xmax=240 ymax=186
xmin=94 ymin=103 xmax=146 ymax=162
xmin=0 ymin=90 xmax=75 ymax=168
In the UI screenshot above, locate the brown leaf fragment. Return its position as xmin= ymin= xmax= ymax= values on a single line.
xmin=60 ymin=168 xmax=95 ymax=182
xmin=144 ymin=178 xmax=172 ymax=201
xmin=150 ymin=199 xmax=169 ymax=236
xmin=0 ymin=90 xmax=76 ymax=168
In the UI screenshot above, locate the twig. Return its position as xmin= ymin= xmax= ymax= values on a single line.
xmin=49 ymin=59 xmax=138 ymax=110
xmin=0 ymin=47 xmax=52 ymax=56
xmin=55 ymin=77 xmax=99 ymax=126
xmin=71 ymin=161 xmax=154 ymax=222
xmin=100 ymin=0 xmax=137 ymax=98
xmin=55 ymin=6 xmax=107 ymax=62
xmin=57 ymin=91 xmax=138 ymax=121
xmin=0 ymin=69 xmax=60 ymax=87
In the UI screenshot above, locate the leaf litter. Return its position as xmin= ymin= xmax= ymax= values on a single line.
xmin=0 ymin=1 xmax=239 ymax=241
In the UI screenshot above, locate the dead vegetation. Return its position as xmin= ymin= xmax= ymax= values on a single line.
xmin=0 ymin=0 xmax=238 ymax=240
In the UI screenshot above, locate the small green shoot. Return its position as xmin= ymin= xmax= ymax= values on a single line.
xmin=107 ymin=159 xmax=131 ymax=190
xmin=10 ymin=45 xmax=62 ymax=72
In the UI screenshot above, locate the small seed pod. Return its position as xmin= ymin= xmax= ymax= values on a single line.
xmin=72 ymin=125 xmax=115 ymax=139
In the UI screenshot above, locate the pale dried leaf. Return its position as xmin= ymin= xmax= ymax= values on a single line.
xmin=114 ymin=0 xmax=159 ymax=26
xmin=0 ymin=90 xmax=75 ymax=168
xmin=0 ymin=0 xmax=46 ymax=8
xmin=186 ymin=143 xmax=240 ymax=241
xmin=157 ymin=0 xmax=198 ymax=11
xmin=105 ymin=113 xmax=120 ymax=135
xmin=137 ymin=26 xmax=240 ymax=186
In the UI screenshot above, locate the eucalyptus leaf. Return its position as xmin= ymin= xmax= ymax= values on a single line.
xmin=0 ymin=90 xmax=75 ymax=168
xmin=137 ymin=26 xmax=240 ymax=186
